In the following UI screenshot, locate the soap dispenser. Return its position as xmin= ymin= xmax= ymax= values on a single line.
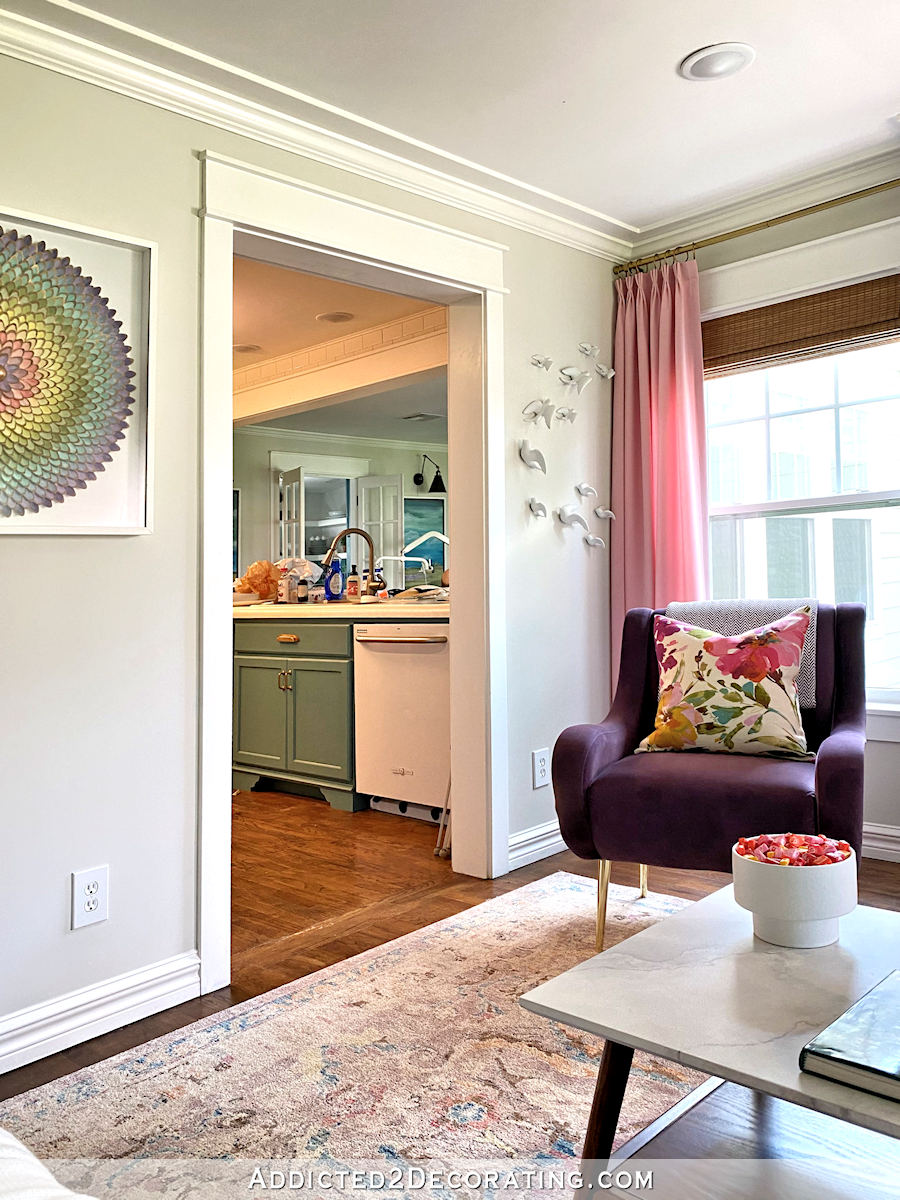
xmin=323 ymin=557 xmax=345 ymax=602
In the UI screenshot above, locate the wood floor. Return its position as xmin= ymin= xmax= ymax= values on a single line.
xmin=2 ymin=789 xmax=899 ymax=1110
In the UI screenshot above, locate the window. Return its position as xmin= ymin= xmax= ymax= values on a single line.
xmin=706 ymin=340 xmax=900 ymax=702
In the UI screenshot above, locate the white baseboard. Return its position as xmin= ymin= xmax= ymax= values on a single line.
xmin=862 ymin=822 xmax=900 ymax=863
xmin=508 ymin=818 xmax=568 ymax=871
xmin=0 ymin=951 xmax=201 ymax=1074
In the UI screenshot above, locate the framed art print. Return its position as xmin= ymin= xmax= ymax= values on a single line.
xmin=0 ymin=209 xmax=154 ymax=534
xmin=403 ymin=495 xmax=446 ymax=587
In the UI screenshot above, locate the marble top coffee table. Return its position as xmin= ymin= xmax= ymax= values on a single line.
xmin=520 ymin=885 xmax=900 ymax=1161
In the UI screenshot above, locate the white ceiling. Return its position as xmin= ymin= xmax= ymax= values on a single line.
xmin=13 ymin=1 xmax=900 ymax=232
xmin=259 ymin=375 xmax=448 ymax=443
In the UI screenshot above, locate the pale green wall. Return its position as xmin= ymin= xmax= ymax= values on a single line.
xmin=233 ymin=428 xmax=448 ymax=569
xmin=0 ymin=54 xmax=612 ymax=1018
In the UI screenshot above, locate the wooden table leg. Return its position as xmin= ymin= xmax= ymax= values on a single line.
xmin=581 ymin=1039 xmax=634 ymax=1164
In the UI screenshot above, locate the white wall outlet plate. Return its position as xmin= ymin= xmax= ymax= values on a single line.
xmin=532 ymin=748 xmax=550 ymax=789
xmin=71 ymin=864 xmax=109 ymax=929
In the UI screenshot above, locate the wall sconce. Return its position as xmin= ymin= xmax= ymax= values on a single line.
xmin=414 ymin=453 xmax=446 ymax=494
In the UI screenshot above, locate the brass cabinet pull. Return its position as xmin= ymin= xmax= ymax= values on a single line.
xmin=276 ymin=670 xmax=286 ymax=690
xmin=276 ymin=633 xmax=300 ymax=644
xmin=284 ymin=669 xmax=293 ymax=691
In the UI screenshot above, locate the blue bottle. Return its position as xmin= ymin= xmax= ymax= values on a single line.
xmin=323 ymin=558 xmax=344 ymax=601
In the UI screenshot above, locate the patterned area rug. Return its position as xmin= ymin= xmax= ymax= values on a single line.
xmin=0 ymin=874 xmax=705 ymax=1165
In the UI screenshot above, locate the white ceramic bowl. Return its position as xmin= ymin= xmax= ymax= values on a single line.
xmin=732 ymin=841 xmax=857 ymax=948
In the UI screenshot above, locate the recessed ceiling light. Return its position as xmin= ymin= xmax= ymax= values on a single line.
xmin=232 ymin=343 xmax=261 ymax=353
xmin=316 ymin=311 xmax=355 ymax=323
xmin=678 ymin=42 xmax=755 ymax=81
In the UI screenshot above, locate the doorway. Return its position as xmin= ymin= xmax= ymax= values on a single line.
xmin=200 ymin=153 xmax=509 ymax=993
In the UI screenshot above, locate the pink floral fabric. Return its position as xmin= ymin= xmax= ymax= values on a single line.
xmin=637 ymin=607 xmax=813 ymax=759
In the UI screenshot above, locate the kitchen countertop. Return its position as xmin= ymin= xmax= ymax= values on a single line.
xmin=233 ymin=601 xmax=450 ymax=620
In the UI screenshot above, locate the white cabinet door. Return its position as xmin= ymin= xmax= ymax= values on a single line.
xmin=357 ymin=474 xmax=404 ymax=590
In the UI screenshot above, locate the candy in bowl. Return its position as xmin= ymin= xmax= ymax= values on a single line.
xmin=732 ymin=833 xmax=857 ymax=948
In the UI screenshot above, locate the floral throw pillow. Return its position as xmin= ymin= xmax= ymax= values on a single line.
xmin=636 ymin=607 xmax=813 ymax=759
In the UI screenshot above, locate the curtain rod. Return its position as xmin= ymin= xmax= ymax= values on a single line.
xmin=612 ymin=177 xmax=900 ymax=276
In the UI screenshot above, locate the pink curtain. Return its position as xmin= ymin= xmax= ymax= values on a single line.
xmin=611 ymin=259 xmax=709 ymax=672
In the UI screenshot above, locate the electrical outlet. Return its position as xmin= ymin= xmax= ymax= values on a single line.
xmin=531 ymin=748 xmax=550 ymax=789
xmin=71 ymin=865 xmax=109 ymax=929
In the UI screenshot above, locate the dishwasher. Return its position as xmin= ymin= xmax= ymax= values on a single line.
xmin=354 ymin=622 xmax=450 ymax=822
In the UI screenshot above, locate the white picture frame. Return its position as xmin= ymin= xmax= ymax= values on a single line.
xmin=0 ymin=207 xmax=155 ymax=535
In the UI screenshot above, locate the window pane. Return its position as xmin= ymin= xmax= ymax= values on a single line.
xmin=837 ymin=340 xmax=900 ymax=404
xmin=710 ymin=517 xmax=741 ymax=598
xmin=708 ymin=504 xmax=900 ymax=693
xmin=833 ymin=518 xmax=873 ymax=610
xmin=765 ymin=517 xmax=814 ymax=596
xmin=705 ymin=371 xmax=766 ymax=425
xmin=769 ymin=409 xmax=836 ymax=499
xmin=767 ymin=356 xmax=836 ymax=415
xmin=839 ymin=398 xmax=900 ymax=493
xmin=708 ymin=420 xmax=767 ymax=505
xmin=863 ymin=505 xmax=900 ymax=693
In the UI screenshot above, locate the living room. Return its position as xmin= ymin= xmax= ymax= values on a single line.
xmin=1 ymin=3 xmax=898 ymax=1197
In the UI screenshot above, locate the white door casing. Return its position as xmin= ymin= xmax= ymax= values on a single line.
xmin=200 ymin=152 xmax=508 ymax=992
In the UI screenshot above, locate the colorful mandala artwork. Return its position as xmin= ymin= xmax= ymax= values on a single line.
xmin=0 ymin=225 xmax=135 ymax=518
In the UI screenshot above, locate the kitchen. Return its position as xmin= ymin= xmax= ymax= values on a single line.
xmin=230 ymin=256 xmax=455 ymax=989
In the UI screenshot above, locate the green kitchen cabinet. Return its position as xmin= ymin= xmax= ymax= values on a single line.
xmin=286 ymin=658 xmax=352 ymax=782
xmin=232 ymin=621 xmax=362 ymax=810
xmin=233 ymin=655 xmax=289 ymax=771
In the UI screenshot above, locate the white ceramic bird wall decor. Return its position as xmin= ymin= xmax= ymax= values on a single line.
xmin=523 ymin=398 xmax=555 ymax=428
xmin=555 ymin=407 xmax=577 ymax=424
xmin=584 ymin=534 xmax=606 ymax=549
xmin=556 ymin=503 xmax=590 ymax=531
xmin=575 ymin=482 xmax=598 ymax=498
xmin=595 ymin=362 xmax=616 ymax=380
xmin=578 ymin=342 xmax=600 ymax=357
xmin=530 ymin=354 xmax=553 ymax=371
xmin=518 ymin=439 xmax=547 ymax=473
xmin=528 ymin=497 xmax=548 ymax=518
xmin=593 ymin=507 xmax=616 ymax=520
xmin=559 ymin=366 xmax=593 ymax=394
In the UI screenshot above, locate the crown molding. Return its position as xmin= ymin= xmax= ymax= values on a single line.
xmin=235 ymin=423 xmax=447 ymax=454
xmin=233 ymin=305 xmax=447 ymax=394
xmin=4 ymin=8 xmax=897 ymax=272
xmin=629 ymin=146 xmax=900 ymax=258
xmin=0 ymin=8 xmax=630 ymax=263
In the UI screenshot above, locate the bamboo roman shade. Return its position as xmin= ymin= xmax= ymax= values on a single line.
xmin=702 ymin=272 xmax=900 ymax=376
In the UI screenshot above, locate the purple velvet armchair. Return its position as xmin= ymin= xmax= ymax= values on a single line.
xmin=553 ymin=602 xmax=866 ymax=949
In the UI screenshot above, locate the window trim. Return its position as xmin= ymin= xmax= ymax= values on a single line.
xmin=710 ymin=490 xmax=900 ymax=520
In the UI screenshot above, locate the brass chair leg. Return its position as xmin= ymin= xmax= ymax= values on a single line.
xmin=639 ymin=862 xmax=649 ymax=898
xmin=596 ymin=859 xmax=612 ymax=953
